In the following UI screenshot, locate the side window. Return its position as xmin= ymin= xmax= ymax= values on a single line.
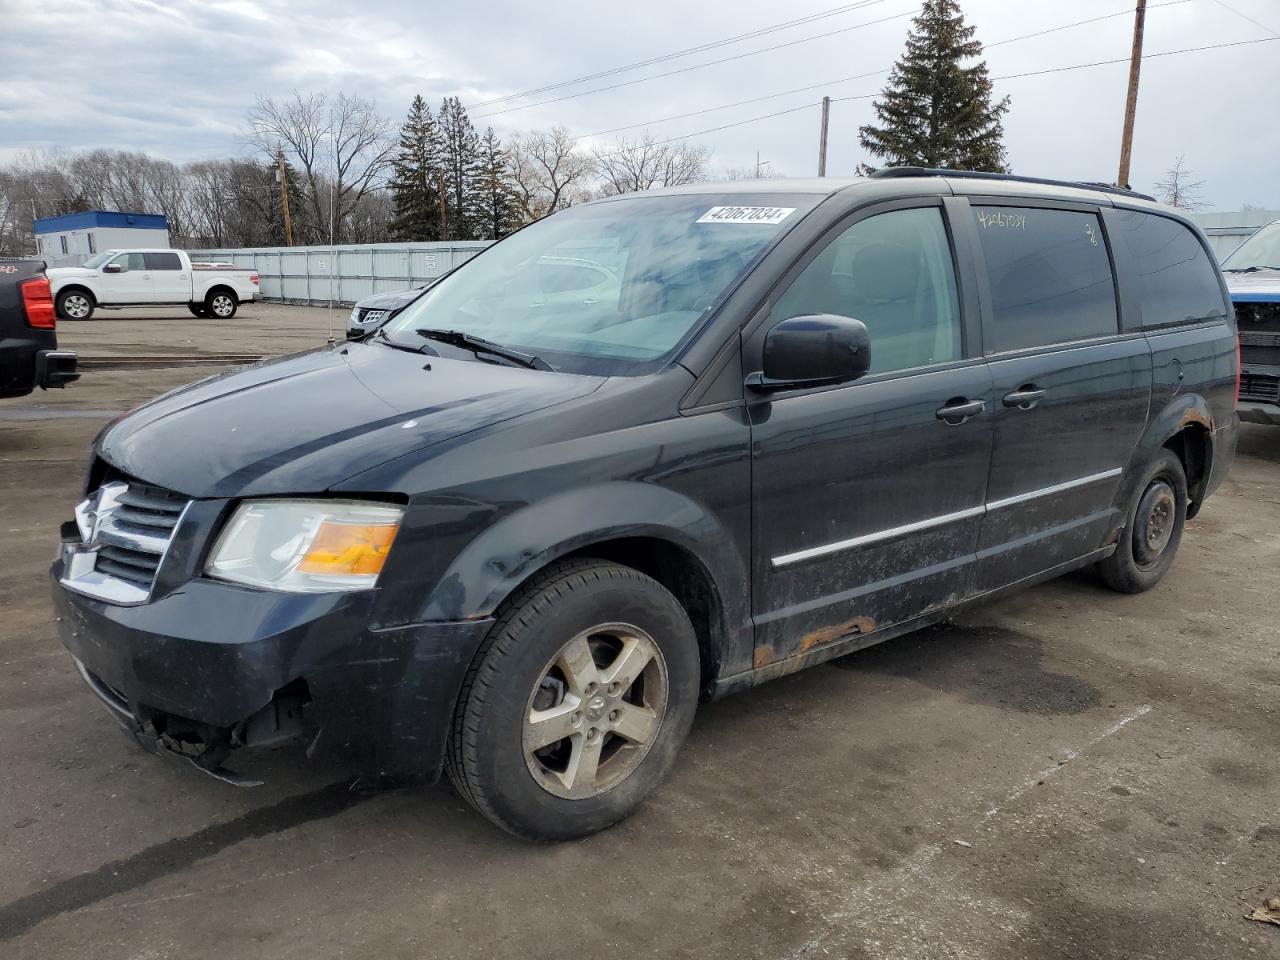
xmin=145 ymin=252 xmax=181 ymax=270
xmin=108 ymin=253 xmax=130 ymax=272
xmin=973 ymin=206 xmax=1118 ymax=352
xmin=127 ymin=252 xmax=146 ymax=271
xmin=773 ymin=207 xmax=962 ymax=375
xmin=1110 ymin=210 xmax=1226 ymax=327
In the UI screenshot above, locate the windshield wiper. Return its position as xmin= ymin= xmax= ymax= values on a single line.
xmin=414 ymin=328 xmax=552 ymax=371
xmin=1225 ymin=265 xmax=1280 ymax=273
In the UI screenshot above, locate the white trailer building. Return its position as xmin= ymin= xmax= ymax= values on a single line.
xmin=33 ymin=211 xmax=170 ymax=267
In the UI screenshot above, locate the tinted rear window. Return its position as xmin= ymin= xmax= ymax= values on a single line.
xmin=145 ymin=252 xmax=182 ymax=270
xmin=1110 ymin=210 xmax=1226 ymax=327
xmin=973 ymin=206 xmax=1118 ymax=353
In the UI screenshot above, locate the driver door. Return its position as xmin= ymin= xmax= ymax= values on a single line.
xmin=101 ymin=252 xmax=153 ymax=303
xmin=747 ymin=201 xmax=994 ymax=665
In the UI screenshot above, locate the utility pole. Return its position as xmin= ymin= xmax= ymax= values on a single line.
xmin=438 ymin=171 xmax=448 ymax=240
xmin=754 ymin=152 xmax=771 ymax=178
xmin=1117 ymin=0 xmax=1147 ymax=188
xmin=817 ymin=96 xmax=831 ymax=177
xmin=276 ymin=147 xmax=294 ymax=247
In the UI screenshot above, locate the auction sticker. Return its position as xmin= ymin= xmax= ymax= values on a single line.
xmin=697 ymin=206 xmax=796 ymax=225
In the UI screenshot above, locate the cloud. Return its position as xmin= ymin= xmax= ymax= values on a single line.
xmin=2 ymin=0 xmax=1278 ymax=208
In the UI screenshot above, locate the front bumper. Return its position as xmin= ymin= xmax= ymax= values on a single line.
xmin=51 ymin=563 xmax=492 ymax=784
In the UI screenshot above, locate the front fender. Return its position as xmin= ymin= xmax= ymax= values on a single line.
xmin=418 ymin=481 xmax=746 ymax=626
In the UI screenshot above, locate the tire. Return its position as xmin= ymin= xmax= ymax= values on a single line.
xmin=205 ymin=289 xmax=238 ymax=319
xmin=188 ymin=303 xmax=211 ymax=318
xmin=56 ymin=289 xmax=94 ymax=321
xmin=1098 ymin=449 xmax=1188 ymax=593
xmin=447 ymin=558 xmax=700 ymax=841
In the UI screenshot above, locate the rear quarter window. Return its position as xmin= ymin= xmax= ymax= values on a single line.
xmin=1109 ymin=209 xmax=1227 ymax=327
xmin=972 ymin=206 xmax=1118 ymax=353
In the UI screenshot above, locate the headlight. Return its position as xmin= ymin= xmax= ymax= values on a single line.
xmin=205 ymin=499 xmax=403 ymax=593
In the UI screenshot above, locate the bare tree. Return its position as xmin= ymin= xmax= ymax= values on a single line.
xmin=722 ymin=164 xmax=786 ymax=181
xmin=246 ymin=92 xmax=396 ymax=242
xmin=508 ymin=126 xmax=591 ymax=223
xmin=591 ymin=134 xmax=712 ymax=197
xmin=1154 ymin=156 xmax=1208 ymax=211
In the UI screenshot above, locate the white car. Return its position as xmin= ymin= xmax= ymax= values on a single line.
xmin=48 ymin=249 xmax=259 ymax=321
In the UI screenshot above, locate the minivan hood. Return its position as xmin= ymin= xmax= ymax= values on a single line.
xmin=97 ymin=342 xmax=604 ymax=498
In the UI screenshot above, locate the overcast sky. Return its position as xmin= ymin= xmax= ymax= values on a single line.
xmin=2 ymin=0 xmax=1277 ymax=210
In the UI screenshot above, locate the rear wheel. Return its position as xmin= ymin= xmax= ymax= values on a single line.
xmin=56 ymin=289 xmax=93 ymax=321
xmin=205 ymin=289 xmax=237 ymax=319
xmin=447 ymin=559 xmax=700 ymax=841
xmin=1098 ymin=449 xmax=1188 ymax=593
xmin=188 ymin=302 xmax=211 ymax=318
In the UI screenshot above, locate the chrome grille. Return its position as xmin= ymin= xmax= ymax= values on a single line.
xmin=60 ymin=478 xmax=190 ymax=605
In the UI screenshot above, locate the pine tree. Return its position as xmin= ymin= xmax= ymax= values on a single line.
xmin=388 ymin=95 xmax=443 ymax=241
xmin=476 ymin=127 xmax=517 ymax=240
xmin=858 ymin=0 xmax=1010 ymax=173
xmin=437 ymin=96 xmax=482 ymax=240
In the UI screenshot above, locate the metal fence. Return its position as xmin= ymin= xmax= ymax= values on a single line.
xmin=185 ymin=241 xmax=493 ymax=305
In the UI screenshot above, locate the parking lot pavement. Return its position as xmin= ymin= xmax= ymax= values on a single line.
xmin=1 ymin=304 xmax=1277 ymax=959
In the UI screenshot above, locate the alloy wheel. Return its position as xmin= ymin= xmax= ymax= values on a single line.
xmin=522 ymin=622 xmax=668 ymax=800
xmin=63 ymin=294 xmax=90 ymax=318
xmin=211 ymin=295 xmax=234 ymax=317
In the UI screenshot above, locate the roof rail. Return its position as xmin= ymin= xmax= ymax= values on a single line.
xmin=869 ymin=166 xmax=1156 ymax=203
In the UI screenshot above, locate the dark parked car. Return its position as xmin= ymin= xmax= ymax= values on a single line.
xmin=1 ymin=259 xmax=78 ymax=398
xmin=52 ymin=170 xmax=1238 ymax=840
xmin=1221 ymin=219 xmax=1280 ymax=424
xmin=346 ymin=283 xmax=432 ymax=340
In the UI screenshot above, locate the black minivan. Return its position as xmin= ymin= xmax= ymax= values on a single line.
xmin=53 ymin=169 xmax=1238 ymax=840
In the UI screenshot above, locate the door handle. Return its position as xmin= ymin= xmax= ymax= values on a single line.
xmin=935 ymin=398 xmax=986 ymax=424
xmin=1002 ymin=386 xmax=1047 ymax=410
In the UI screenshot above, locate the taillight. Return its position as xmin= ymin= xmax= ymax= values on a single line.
xmin=250 ymin=273 xmax=260 ymax=286
xmin=20 ymin=276 xmax=56 ymax=329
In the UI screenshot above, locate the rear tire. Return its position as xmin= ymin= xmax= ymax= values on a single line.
xmin=188 ymin=303 xmax=211 ymax=318
xmin=1098 ymin=449 xmax=1188 ymax=593
xmin=56 ymin=289 xmax=94 ymax=321
xmin=205 ymin=289 xmax=237 ymax=319
xmin=447 ymin=559 xmax=700 ymax=841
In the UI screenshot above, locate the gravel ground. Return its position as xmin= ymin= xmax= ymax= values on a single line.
xmin=1 ymin=303 xmax=1276 ymax=959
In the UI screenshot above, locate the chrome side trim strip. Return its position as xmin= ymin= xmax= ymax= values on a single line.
xmin=771 ymin=505 xmax=986 ymax=568
xmin=770 ymin=468 xmax=1123 ymax=569
xmin=984 ymin=468 xmax=1122 ymax=512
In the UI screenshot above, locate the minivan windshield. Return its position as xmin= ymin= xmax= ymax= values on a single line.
xmin=1223 ymin=222 xmax=1280 ymax=271
xmin=385 ymin=192 xmax=821 ymax=374
xmin=82 ymin=251 xmax=118 ymax=269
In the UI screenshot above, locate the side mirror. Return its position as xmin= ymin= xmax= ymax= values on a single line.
xmin=747 ymin=314 xmax=871 ymax=392
xmin=102 ymin=263 xmax=123 ymax=274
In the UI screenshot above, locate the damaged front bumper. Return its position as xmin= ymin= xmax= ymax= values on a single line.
xmin=51 ymin=564 xmax=493 ymax=786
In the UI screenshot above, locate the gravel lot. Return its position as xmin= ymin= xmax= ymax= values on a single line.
xmin=1 ymin=303 xmax=1277 ymax=959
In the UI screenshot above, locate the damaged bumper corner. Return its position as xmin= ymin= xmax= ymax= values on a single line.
xmin=52 ymin=565 xmax=493 ymax=786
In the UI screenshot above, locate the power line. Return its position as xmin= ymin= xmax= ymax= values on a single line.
xmin=1206 ymin=0 xmax=1279 ymax=37
xmin=472 ymin=6 xmax=916 ymax=120
xmin=466 ymin=0 xmax=892 ymax=110
xmin=581 ymin=1 xmax=1189 ymax=141
xmin=591 ymin=34 xmax=1278 ymax=160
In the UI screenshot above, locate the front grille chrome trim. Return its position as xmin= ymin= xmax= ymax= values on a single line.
xmin=60 ymin=478 xmax=191 ymax=606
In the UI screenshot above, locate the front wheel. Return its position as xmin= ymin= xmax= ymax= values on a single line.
xmin=1098 ymin=449 xmax=1188 ymax=593
xmin=205 ymin=290 xmax=238 ymax=319
xmin=56 ymin=289 xmax=94 ymax=321
xmin=447 ymin=559 xmax=700 ymax=841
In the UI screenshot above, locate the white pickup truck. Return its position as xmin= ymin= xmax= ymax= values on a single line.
xmin=48 ymin=249 xmax=259 ymax=321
